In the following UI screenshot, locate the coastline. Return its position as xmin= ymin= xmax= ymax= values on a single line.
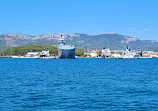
xmin=0 ymin=56 xmax=157 ymax=59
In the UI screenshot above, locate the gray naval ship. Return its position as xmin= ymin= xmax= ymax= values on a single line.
xmin=58 ymin=34 xmax=76 ymax=59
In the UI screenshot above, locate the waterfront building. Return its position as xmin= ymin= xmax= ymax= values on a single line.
xmin=26 ymin=52 xmax=39 ymax=57
xmin=90 ymin=52 xmax=98 ymax=58
xmin=142 ymin=51 xmax=158 ymax=58
xmin=112 ymin=54 xmax=122 ymax=58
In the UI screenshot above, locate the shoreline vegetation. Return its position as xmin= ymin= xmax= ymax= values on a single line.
xmin=0 ymin=45 xmax=157 ymax=59
xmin=0 ymin=45 xmax=85 ymax=58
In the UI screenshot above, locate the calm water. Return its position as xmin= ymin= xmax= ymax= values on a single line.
xmin=0 ymin=58 xmax=158 ymax=111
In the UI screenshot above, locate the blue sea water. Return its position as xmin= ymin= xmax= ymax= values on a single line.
xmin=0 ymin=58 xmax=158 ymax=111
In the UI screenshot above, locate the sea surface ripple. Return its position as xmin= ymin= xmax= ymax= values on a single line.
xmin=0 ymin=58 xmax=158 ymax=111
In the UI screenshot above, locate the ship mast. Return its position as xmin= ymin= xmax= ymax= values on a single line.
xmin=58 ymin=34 xmax=65 ymax=45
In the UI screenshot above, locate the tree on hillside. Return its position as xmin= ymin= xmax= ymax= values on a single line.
xmin=76 ymin=48 xmax=84 ymax=56
xmin=97 ymin=50 xmax=102 ymax=56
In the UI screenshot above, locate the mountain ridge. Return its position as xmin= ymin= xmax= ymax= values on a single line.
xmin=0 ymin=33 xmax=158 ymax=50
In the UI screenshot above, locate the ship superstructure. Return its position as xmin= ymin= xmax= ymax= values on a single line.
xmin=39 ymin=49 xmax=50 ymax=57
xmin=58 ymin=34 xmax=76 ymax=59
xmin=122 ymin=46 xmax=140 ymax=59
xmin=101 ymin=46 xmax=113 ymax=59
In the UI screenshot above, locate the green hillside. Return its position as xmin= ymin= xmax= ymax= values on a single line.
xmin=0 ymin=45 xmax=84 ymax=56
xmin=0 ymin=45 xmax=58 ymax=56
xmin=0 ymin=33 xmax=158 ymax=50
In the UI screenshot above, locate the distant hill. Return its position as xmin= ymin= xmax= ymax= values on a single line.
xmin=0 ymin=33 xmax=158 ymax=50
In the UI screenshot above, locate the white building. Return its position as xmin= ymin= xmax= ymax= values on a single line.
xmin=26 ymin=52 xmax=39 ymax=57
xmin=112 ymin=54 xmax=122 ymax=58
xmin=142 ymin=51 xmax=158 ymax=58
xmin=90 ymin=52 xmax=97 ymax=58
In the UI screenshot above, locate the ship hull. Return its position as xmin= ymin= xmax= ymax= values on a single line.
xmin=102 ymin=55 xmax=113 ymax=59
xmin=58 ymin=48 xmax=76 ymax=59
